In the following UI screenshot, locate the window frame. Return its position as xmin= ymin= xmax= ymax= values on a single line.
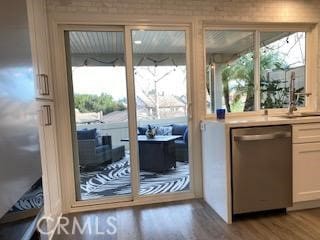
xmin=203 ymin=24 xmax=316 ymax=118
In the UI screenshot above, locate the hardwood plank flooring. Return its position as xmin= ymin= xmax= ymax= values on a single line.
xmin=52 ymin=200 xmax=320 ymax=240
xmin=0 ymin=217 xmax=35 ymax=240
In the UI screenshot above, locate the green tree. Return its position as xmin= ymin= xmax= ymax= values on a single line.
xmin=74 ymin=93 xmax=126 ymax=114
xmin=221 ymin=51 xmax=288 ymax=112
xmin=221 ymin=65 xmax=232 ymax=112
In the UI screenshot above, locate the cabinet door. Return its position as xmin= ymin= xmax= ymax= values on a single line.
xmin=293 ymin=142 xmax=320 ymax=202
xmin=27 ymin=0 xmax=54 ymax=100
xmin=38 ymin=102 xmax=61 ymax=216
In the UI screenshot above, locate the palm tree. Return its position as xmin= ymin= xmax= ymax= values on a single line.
xmin=221 ymin=51 xmax=287 ymax=112
xmin=221 ymin=65 xmax=232 ymax=112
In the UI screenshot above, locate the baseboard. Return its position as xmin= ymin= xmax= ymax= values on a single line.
xmin=287 ymin=199 xmax=320 ymax=211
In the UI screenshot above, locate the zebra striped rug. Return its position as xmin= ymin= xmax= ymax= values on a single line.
xmin=8 ymin=158 xmax=189 ymax=213
xmin=80 ymin=157 xmax=190 ymax=200
xmin=9 ymin=179 xmax=43 ymax=213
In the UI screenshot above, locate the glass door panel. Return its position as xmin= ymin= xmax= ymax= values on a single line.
xmin=131 ymin=30 xmax=190 ymax=196
xmin=65 ymin=31 xmax=132 ymax=201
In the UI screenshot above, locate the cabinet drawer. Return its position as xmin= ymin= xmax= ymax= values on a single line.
xmin=292 ymin=123 xmax=320 ymax=143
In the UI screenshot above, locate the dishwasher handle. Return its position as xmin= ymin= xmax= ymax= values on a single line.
xmin=234 ymin=131 xmax=291 ymax=142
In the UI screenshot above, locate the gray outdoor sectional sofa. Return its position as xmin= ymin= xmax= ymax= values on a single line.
xmin=77 ymin=128 xmax=125 ymax=168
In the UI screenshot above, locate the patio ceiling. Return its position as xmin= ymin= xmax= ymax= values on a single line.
xmin=205 ymin=31 xmax=291 ymax=54
xmin=69 ymin=31 xmax=125 ymax=55
xmin=68 ymin=30 xmax=292 ymax=66
xmin=69 ymin=31 xmax=186 ymax=55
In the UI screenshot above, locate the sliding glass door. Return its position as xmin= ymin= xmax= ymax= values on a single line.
xmin=65 ymin=30 xmax=132 ymax=201
xmin=131 ymin=30 xmax=190 ymax=196
xmin=64 ymin=26 xmax=192 ymax=203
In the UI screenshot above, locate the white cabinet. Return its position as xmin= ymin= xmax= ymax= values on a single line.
xmin=27 ymin=0 xmax=62 ymax=223
xmin=292 ymin=123 xmax=320 ymax=144
xmin=293 ymin=124 xmax=320 ymax=202
xmin=27 ymin=0 xmax=54 ymax=100
xmin=201 ymin=121 xmax=232 ymax=223
xmin=37 ymin=102 xmax=61 ymax=217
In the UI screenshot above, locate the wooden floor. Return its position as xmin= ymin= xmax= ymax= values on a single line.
xmin=53 ymin=199 xmax=320 ymax=240
xmin=0 ymin=217 xmax=36 ymax=240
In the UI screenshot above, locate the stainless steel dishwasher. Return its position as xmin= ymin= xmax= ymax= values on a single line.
xmin=231 ymin=125 xmax=292 ymax=214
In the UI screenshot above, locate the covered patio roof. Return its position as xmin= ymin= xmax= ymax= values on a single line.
xmin=68 ymin=30 xmax=293 ymax=66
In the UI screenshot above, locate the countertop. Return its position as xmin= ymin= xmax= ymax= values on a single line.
xmin=204 ymin=115 xmax=320 ymax=128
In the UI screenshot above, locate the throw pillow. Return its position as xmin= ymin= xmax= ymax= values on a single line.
xmin=95 ymin=131 xmax=103 ymax=146
xmin=156 ymin=126 xmax=173 ymax=136
xmin=138 ymin=127 xmax=147 ymax=135
xmin=77 ymin=128 xmax=97 ymax=140
xmin=172 ymin=124 xmax=187 ymax=136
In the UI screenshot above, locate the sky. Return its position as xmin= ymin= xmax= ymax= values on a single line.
xmin=264 ymin=32 xmax=305 ymax=67
xmin=71 ymin=66 xmax=187 ymax=100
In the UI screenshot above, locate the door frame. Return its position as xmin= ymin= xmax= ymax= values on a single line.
xmin=50 ymin=18 xmax=197 ymax=213
xmin=124 ymin=25 xmax=195 ymax=202
xmin=63 ymin=25 xmax=135 ymax=205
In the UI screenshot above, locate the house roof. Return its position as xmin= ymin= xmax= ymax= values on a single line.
xmin=101 ymin=110 xmax=128 ymax=124
xmin=137 ymin=95 xmax=186 ymax=108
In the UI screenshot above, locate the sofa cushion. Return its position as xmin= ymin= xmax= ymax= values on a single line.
xmin=138 ymin=127 xmax=147 ymax=135
xmin=77 ymin=128 xmax=97 ymax=140
xmin=174 ymin=139 xmax=186 ymax=146
xmin=183 ymin=128 xmax=188 ymax=143
xmin=96 ymin=135 xmax=103 ymax=146
xmin=156 ymin=126 xmax=173 ymax=136
xmin=96 ymin=144 xmax=111 ymax=154
xmin=171 ymin=124 xmax=187 ymax=136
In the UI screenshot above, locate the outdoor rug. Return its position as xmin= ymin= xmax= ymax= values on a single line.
xmin=9 ymin=179 xmax=43 ymax=213
xmin=80 ymin=156 xmax=190 ymax=200
xmin=6 ymin=157 xmax=190 ymax=212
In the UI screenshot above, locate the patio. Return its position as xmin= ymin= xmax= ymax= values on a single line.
xmin=79 ymin=154 xmax=190 ymax=200
xmin=75 ymin=117 xmax=190 ymax=200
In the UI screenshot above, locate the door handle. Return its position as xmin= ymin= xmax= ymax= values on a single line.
xmin=234 ymin=132 xmax=291 ymax=141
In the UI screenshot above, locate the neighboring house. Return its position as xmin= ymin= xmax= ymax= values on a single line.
xmin=75 ymin=94 xmax=187 ymax=124
xmin=137 ymin=94 xmax=187 ymax=119
xmin=101 ymin=110 xmax=128 ymax=124
xmin=75 ymin=109 xmax=103 ymax=124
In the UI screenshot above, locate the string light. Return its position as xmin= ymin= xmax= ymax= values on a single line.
xmin=136 ymin=56 xmax=178 ymax=69
xmin=82 ymin=57 xmax=123 ymax=67
xmin=261 ymin=32 xmax=296 ymax=53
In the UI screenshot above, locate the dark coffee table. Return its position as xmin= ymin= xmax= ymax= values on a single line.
xmin=122 ymin=135 xmax=181 ymax=172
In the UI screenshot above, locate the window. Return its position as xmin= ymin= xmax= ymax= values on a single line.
xmin=205 ymin=29 xmax=307 ymax=114
xmin=260 ymin=32 xmax=306 ymax=109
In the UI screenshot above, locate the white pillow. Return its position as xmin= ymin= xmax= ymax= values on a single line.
xmin=156 ymin=126 xmax=173 ymax=136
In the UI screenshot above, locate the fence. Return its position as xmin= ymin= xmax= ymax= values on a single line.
xmin=77 ymin=116 xmax=187 ymax=150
